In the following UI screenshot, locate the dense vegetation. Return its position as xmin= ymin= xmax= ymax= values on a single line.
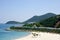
xmin=22 ymin=15 xmax=60 ymax=28
xmin=23 ymin=23 xmax=43 ymax=27
xmin=40 ymin=15 xmax=60 ymax=28
xmin=10 ymin=26 xmax=60 ymax=34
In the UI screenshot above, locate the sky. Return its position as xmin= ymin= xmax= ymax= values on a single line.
xmin=0 ymin=0 xmax=60 ymax=23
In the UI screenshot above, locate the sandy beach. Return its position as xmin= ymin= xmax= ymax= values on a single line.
xmin=15 ymin=32 xmax=60 ymax=40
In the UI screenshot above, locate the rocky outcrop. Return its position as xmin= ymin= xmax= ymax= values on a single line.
xmin=55 ymin=21 xmax=60 ymax=28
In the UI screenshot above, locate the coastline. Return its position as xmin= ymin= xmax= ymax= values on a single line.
xmin=14 ymin=32 xmax=60 ymax=40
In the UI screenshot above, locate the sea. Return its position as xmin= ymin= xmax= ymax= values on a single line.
xmin=0 ymin=24 xmax=30 ymax=40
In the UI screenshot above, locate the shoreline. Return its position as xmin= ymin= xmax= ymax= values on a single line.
xmin=14 ymin=32 xmax=60 ymax=40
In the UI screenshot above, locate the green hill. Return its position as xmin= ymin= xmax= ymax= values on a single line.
xmin=24 ymin=13 xmax=56 ymax=23
xmin=40 ymin=15 xmax=60 ymax=28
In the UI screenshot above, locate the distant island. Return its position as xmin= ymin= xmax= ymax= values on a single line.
xmin=6 ymin=21 xmax=22 ymax=24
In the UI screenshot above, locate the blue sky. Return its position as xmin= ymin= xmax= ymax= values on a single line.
xmin=0 ymin=0 xmax=60 ymax=23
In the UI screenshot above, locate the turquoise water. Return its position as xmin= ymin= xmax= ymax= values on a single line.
xmin=0 ymin=31 xmax=29 ymax=40
xmin=0 ymin=24 xmax=23 ymax=29
xmin=0 ymin=24 xmax=30 ymax=40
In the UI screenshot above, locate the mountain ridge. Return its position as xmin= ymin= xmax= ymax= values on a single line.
xmin=6 ymin=13 xmax=56 ymax=24
xmin=24 ymin=13 xmax=56 ymax=23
